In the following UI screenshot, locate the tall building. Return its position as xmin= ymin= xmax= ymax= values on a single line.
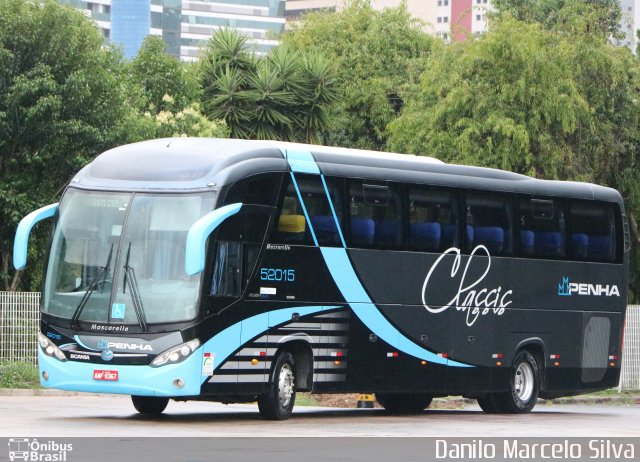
xmin=60 ymin=0 xmax=286 ymax=60
xmin=62 ymin=0 xmax=638 ymax=60
xmin=111 ymin=0 xmax=151 ymax=58
xmin=286 ymin=0 xmax=494 ymax=42
xmin=284 ymin=0 xmax=340 ymax=18
xmin=619 ymin=0 xmax=640 ymax=52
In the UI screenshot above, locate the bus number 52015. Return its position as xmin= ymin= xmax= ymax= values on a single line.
xmin=260 ymin=268 xmax=296 ymax=282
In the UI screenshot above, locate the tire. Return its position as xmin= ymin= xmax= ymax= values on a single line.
xmin=375 ymin=393 xmax=433 ymax=414
xmin=477 ymin=394 xmax=504 ymax=413
xmin=258 ymin=351 xmax=296 ymax=420
xmin=491 ymin=350 xmax=540 ymax=414
xmin=131 ymin=395 xmax=169 ymax=415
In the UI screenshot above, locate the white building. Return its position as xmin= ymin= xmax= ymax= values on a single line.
xmin=619 ymin=0 xmax=640 ymax=52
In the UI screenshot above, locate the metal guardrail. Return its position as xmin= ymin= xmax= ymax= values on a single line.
xmin=1 ymin=292 xmax=639 ymax=390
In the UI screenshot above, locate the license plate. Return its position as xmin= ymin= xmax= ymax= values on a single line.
xmin=93 ymin=370 xmax=118 ymax=381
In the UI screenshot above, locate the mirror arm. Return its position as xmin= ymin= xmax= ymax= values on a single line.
xmin=185 ymin=203 xmax=243 ymax=276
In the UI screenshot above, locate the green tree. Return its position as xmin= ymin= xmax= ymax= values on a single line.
xmin=200 ymin=28 xmax=338 ymax=143
xmin=388 ymin=15 xmax=640 ymax=300
xmin=128 ymin=35 xmax=200 ymax=114
xmin=493 ymin=0 xmax=623 ymax=39
xmin=282 ymin=0 xmax=437 ymax=150
xmin=0 ymin=0 xmax=134 ymax=291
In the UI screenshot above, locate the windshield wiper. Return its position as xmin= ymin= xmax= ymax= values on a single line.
xmin=70 ymin=243 xmax=113 ymax=328
xmin=122 ymin=242 xmax=148 ymax=332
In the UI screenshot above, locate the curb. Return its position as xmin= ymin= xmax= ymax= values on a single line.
xmin=0 ymin=389 xmax=638 ymax=406
xmin=0 ymin=389 xmax=112 ymax=397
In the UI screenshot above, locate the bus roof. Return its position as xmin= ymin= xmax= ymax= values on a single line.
xmin=72 ymin=138 xmax=622 ymax=204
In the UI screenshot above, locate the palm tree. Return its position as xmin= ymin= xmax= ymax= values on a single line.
xmin=200 ymin=28 xmax=338 ymax=143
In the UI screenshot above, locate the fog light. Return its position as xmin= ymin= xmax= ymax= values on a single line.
xmin=42 ymin=371 xmax=49 ymax=381
xmin=173 ymin=378 xmax=185 ymax=389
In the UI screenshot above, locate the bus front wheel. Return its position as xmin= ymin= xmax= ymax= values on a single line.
xmin=258 ymin=351 xmax=296 ymax=420
xmin=131 ymin=395 xmax=169 ymax=415
xmin=488 ymin=351 xmax=540 ymax=414
xmin=375 ymin=393 xmax=433 ymax=414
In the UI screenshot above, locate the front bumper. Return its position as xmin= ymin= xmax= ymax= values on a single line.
xmin=38 ymin=348 xmax=204 ymax=397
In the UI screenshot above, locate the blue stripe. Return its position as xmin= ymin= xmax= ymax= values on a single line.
xmin=286 ymin=149 xmax=320 ymax=174
xmin=320 ymin=174 xmax=347 ymax=248
xmin=281 ymin=147 xmax=473 ymax=368
xmin=320 ymin=247 xmax=472 ymax=368
xmin=73 ymin=336 xmax=96 ymax=351
xmin=201 ymin=305 xmax=332 ymax=382
xmin=41 ymin=306 xmax=332 ymax=396
xmin=289 ymin=172 xmax=318 ymax=247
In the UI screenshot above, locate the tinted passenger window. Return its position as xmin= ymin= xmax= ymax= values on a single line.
xmin=348 ymin=180 xmax=402 ymax=248
xmin=272 ymin=176 xmax=312 ymax=245
xmin=224 ymin=173 xmax=283 ymax=207
xmin=211 ymin=208 xmax=270 ymax=298
xmin=408 ymin=186 xmax=459 ymax=252
xmin=570 ymin=202 xmax=616 ymax=262
xmin=272 ymin=175 xmax=344 ymax=246
xmin=518 ymin=198 xmax=565 ymax=258
xmin=465 ymin=193 xmax=513 ymax=256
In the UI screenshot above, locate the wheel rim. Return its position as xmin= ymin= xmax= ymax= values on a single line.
xmin=514 ymin=362 xmax=534 ymax=403
xmin=278 ymin=363 xmax=295 ymax=408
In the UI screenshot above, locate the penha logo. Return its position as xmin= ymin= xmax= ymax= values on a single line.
xmin=421 ymin=245 xmax=512 ymax=327
xmin=558 ymin=277 xmax=572 ymax=296
xmin=557 ymin=277 xmax=620 ymax=297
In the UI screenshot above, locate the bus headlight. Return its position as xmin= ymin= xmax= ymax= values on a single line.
xmin=150 ymin=339 xmax=200 ymax=367
xmin=38 ymin=333 xmax=67 ymax=362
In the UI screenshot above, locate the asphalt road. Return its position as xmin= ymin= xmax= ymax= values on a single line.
xmin=1 ymin=394 xmax=639 ymax=437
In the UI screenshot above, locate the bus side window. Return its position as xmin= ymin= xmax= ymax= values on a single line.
xmin=210 ymin=208 xmax=270 ymax=298
xmin=518 ymin=197 xmax=565 ymax=259
xmin=272 ymin=177 xmax=312 ymax=245
xmin=569 ymin=202 xmax=617 ymax=262
xmin=407 ymin=185 xmax=459 ymax=252
xmin=465 ymin=192 xmax=514 ymax=256
xmin=224 ymin=173 xmax=283 ymax=207
xmin=271 ymin=175 xmax=344 ymax=247
xmin=348 ymin=180 xmax=402 ymax=249
xmin=211 ymin=241 xmax=242 ymax=297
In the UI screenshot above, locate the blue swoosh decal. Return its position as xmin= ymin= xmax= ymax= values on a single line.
xmin=284 ymin=147 xmax=473 ymax=368
xmin=200 ymin=305 xmax=334 ymax=383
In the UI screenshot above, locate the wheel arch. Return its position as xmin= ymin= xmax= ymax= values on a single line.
xmin=275 ymin=338 xmax=314 ymax=392
xmin=514 ymin=337 xmax=546 ymax=391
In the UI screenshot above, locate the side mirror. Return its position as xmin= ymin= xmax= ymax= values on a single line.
xmin=185 ymin=203 xmax=242 ymax=276
xmin=13 ymin=203 xmax=59 ymax=270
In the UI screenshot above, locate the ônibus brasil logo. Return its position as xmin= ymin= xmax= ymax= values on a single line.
xmin=558 ymin=277 xmax=620 ymax=297
xmin=8 ymin=438 xmax=72 ymax=461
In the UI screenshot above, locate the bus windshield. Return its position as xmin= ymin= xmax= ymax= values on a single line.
xmin=43 ymin=189 xmax=216 ymax=325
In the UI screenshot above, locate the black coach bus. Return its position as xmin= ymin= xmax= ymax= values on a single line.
xmin=14 ymin=138 xmax=629 ymax=419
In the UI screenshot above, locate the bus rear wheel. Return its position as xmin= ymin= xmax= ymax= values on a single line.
xmin=258 ymin=351 xmax=296 ymax=420
xmin=131 ymin=396 xmax=169 ymax=415
xmin=489 ymin=351 xmax=540 ymax=414
xmin=375 ymin=393 xmax=433 ymax=414
xmin=476 ymin=394 xmax=504 ymax=413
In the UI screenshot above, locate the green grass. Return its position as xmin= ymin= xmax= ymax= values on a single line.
xmin=295 ymin=393 xmax=319 ymax=406
xmin=0 ymin=362 xmax=40 ymax=389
